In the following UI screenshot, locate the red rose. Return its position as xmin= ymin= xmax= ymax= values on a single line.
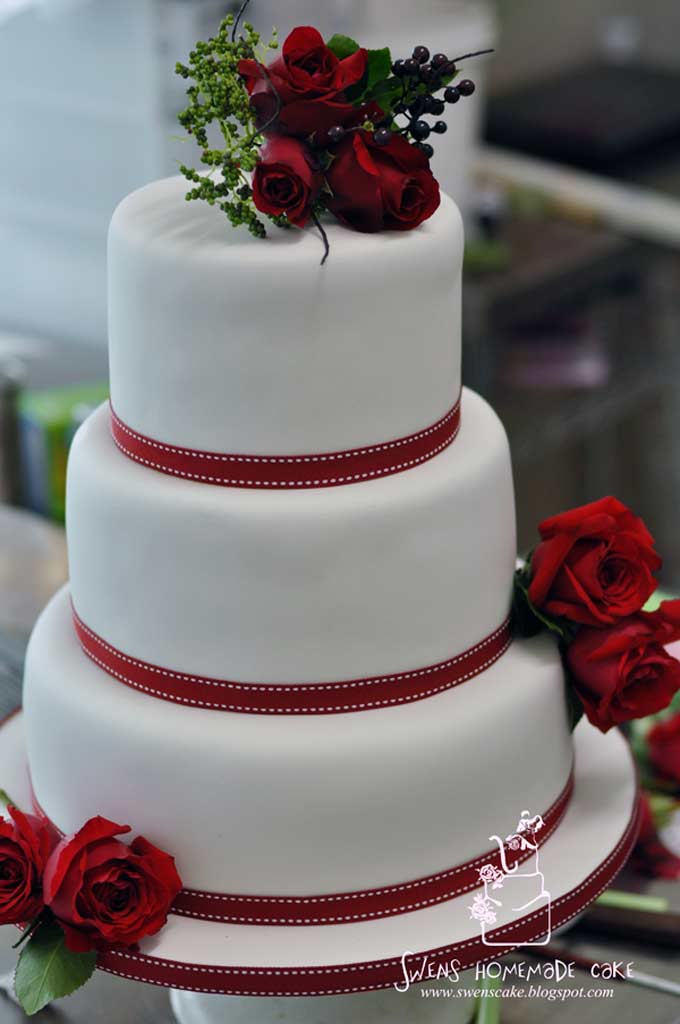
xmin=0 ymin=807 xmax=53 ymax=924
xmin=631 ymin=792 xmax=680 ymax=879
xmin=528 ymin=497 xmax=661 ymax=627
xmin=566 ymin=601 xmax=680 ymax=732
xmin=43 ymin=817 xmax=182 ymax=953
xmin=648 ymin=713 xmax=680 ymax=785
xmin=325 ymin=130 xmax=441 ymax=233
xmin=238 ymin=26 xmax=367 ymax=138
xmin=252 ymin=137 xmax=321 ymax=227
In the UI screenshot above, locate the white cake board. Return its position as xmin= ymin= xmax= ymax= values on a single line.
xmin=0 ymin=712 xmax=638 ymax=1021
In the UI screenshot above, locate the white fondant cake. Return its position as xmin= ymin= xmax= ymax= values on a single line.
xmin=67 ymin=389 xmax=514 ymax=681
xmin=23 ymin=177 xmax=574 ymax=912
xmin=108 ymin=176 xmax=464 ymax=455
xmin=24 ymin=587 xmax=571 ymax=895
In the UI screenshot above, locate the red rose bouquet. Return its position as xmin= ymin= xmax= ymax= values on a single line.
xmin=175 ymin=0 xmax=489 ymax=260
xmin=0 ymin=795 xmax=183 ymax=1016
xmin=514 ymin=497 xmax=680 ymax=733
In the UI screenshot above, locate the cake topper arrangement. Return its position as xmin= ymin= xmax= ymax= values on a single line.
xmin=513 ymin=496 xmax=680 ymax=733
xmin=175 ymin=0 xmax=490 ymax=261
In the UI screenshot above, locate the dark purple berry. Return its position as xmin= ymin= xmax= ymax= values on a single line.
xmin=412 ymin=45 xmax=430 ymax=64
xmin=431 ymin=53 xmax=448 ymax=69
xmin=417 ymin=142 xmax=434 ymax=159
xmin=410 ymin=119 xmax=431 ymax=141
xmin=392 ymin=59 xmax=406 ymax=76
xmin=444 ymin=86 xmax=460 ymax=103
xmin=408 ymin=99 xmax=425 ymax=118
xmin=458 ymin=79 xmax=476 ymax=96
xmin=373 ymin=127 xmax=393 ymax=146
xmin=432 ymin=120 xmax=448 ymax=134
xmin=423 ymin=96 xmax=437 ymax=114
xmin=403 ymin=58 xmax=419 ymax=75
xmin=430 ymin=98 xmax=445 ymax=115
xmin=327 ymin=125 xmax=346 ymax=143
xmin=419 ymin=64 xmax=433 ymax=83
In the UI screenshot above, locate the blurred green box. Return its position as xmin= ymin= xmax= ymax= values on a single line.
xmin=18 ymin=383 xmax=109 ymax=522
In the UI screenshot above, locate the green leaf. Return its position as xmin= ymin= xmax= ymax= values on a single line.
xmin=365 ymin=47 xmax=392 ymax=91
xmin=648 ymin=792 xmax=678 ymax=831
xmin=370 ymin=76 xmax=403 ymax=110
xmin=326 ymin=34 xmax=360 ymax=60
xmin=15 ymin=918 xmax=96 ymax=1016
xmin=511 ymin=568 xmax=567 ymax=640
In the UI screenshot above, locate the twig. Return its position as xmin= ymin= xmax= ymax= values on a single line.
xmin=312 ymin=210 xmax=330 ymax=265
xmin=231 ymin=0 xmax=251 ymax=43
xmin=450 ymin=48 xmax=495 ymax=63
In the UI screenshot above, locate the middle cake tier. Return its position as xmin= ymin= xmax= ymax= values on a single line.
xmin=67 ymin=387 xmax=515 ymax=685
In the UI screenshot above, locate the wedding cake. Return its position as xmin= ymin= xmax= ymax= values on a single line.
xmin=23 ymin=174 xmax=573 ymax=902
xmin=3 ymin=12 xmax=646 ymax=1012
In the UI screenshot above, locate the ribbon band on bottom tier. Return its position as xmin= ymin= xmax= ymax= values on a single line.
xmin=71 ymin=607 xmax=512 ymax=715
xmin=32 ymin=769 xmax=573 ymax=926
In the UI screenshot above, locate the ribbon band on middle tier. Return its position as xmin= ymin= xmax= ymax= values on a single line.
xmin=71 ymin=606 xmax=512 ymax=715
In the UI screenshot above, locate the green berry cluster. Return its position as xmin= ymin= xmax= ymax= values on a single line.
xmin=175 ymin=13 xmax=280 ymax=238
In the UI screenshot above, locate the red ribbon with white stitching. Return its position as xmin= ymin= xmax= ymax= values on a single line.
xmin=32 ymin=770 xmax=573 ymax=927
xmin=71 ymin=607 xmax=512 ymax=715
xmin=109 ymin=398 xmax=461 ymax=490
xmin=95 ymin=791 xmax=639 ymax=994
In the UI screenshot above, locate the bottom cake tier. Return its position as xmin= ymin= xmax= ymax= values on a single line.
xmin=23 ymin=585 xmax=573 ymax=900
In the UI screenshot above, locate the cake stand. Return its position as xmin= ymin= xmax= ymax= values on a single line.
xmin=0 ymin=712 xmax=639 ymax=1024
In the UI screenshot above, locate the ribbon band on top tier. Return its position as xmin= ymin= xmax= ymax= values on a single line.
xmin=32 ymin=769 xmax=573 ymax=926
xmin=109 ymin=397 xmax=461 ymax=490
xmin=71 ymin=606 xmax=512 ymax=715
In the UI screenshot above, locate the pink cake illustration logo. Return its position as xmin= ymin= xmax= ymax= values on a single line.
xmin=469 ymin=810 xmax=552 ymax=946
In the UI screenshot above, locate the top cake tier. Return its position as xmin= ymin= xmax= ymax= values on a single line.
xmin=108 ymin=176 xmax=463 ymax=456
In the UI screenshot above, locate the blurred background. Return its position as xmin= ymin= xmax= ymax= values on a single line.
xmin=1 ymin=0 xmax=680 ymax=584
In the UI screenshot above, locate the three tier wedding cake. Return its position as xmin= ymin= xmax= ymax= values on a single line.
xmin=0 ymin=10 xmax=653 ymax=1015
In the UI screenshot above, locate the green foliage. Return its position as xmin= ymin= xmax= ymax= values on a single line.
xmin=512 ymin=561 xmax=586 ymax=733
xmin=175 ymin=13 xmax=280 ymax=237
xmin=326 ymin=34 xmax=360 ymax=60
xmin=15 ymin=917 xmax=96 ymax=1016
xmin=511 ymin=563 xmax=567 ymax=640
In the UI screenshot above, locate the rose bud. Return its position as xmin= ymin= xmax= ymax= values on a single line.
xmin=238 ymin=26 xmax=367 ymax=138
xmin=648 ymin=713 xmax=680 ymax=785
xmin=43 ymin=816 xmax=182 ymax=952
xmin=252 ymin=137 xmax=322 ymax=227
xmin=0 ymin=806 xmax=53 ymax=924
xmin=325 ymin=130 xmax=440 ymax=233
xmin=528 ymin=496 xmax=661 ymax=627
xmin=566 ymin=601 xmax=680 ymax=732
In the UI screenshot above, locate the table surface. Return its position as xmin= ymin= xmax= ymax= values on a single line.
xmin=0 ymin=503 xmax=678 ymax=1023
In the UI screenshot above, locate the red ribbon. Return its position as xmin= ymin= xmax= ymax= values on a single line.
xmin=109 ymin=397 xmax=461 ymax=490
xmin=31 ymin=770 xmax=573 ymax=927
xmin=173 ymin=770 xmax=574 ymax=925
xmin=95 ymin=793 xmax=639 ymax=995
xmin=72 ymin=608 xmax=512 ymax=715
